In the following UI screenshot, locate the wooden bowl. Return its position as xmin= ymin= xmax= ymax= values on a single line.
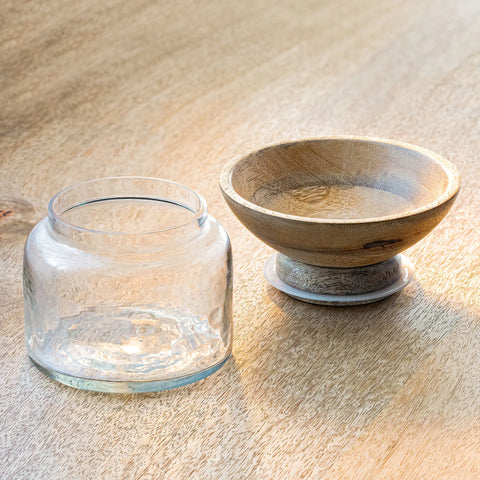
xmin=220 ymin=137 xmax=460 ymax=267
xmin=219 ymin=137 xmax=460 ymax=304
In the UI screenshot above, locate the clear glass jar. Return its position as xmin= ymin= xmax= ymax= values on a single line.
xmin=23 ymin=177 xmax=232 ymax=393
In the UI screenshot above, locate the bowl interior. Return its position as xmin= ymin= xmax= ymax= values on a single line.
xmin=229 ymin=139 xmax=457 ymax=221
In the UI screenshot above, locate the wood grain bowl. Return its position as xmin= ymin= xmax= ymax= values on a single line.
xmin=219 ymin=137 xmax=460 ymax=268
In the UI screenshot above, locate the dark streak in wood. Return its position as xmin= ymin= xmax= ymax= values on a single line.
xmin=363 ymin=239 xmax=402 ymax=249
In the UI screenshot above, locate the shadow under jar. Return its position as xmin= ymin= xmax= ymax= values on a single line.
xmin=24 ymin=177 xmax=232 ymax=393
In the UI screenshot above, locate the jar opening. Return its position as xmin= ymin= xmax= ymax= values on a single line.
xmin=48 ymin=177 xmax=207 ymax=236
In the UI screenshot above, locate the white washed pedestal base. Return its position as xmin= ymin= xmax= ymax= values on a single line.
xmin=264 ymin=254 xmax=414 ymax=306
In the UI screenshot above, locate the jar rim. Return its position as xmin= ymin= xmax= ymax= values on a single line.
xmin=48 ymin=176 xmax=208 ymax=236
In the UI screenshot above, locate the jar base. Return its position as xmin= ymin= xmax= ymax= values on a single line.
xmin=29 ymin=354 xmax=230 ymax=393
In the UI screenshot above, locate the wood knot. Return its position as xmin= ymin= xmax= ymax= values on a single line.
xmin=0 ymin=199 xmax=37 ymax=237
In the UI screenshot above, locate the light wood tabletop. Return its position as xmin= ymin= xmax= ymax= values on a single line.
xmin=1 ymin=1 xmax=480 ymax=478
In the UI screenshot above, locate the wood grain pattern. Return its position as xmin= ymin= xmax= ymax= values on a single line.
xmin=219 ymin=137 xmax=460 ymax=267
xmin=1 ymin=0 xmax=480 ymax=479
xmin=275 ymin=253 xmax=403 ymax=296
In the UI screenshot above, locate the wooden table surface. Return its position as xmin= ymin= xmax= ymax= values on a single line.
xmin=2 ymin=1 xmax=480 ymax=478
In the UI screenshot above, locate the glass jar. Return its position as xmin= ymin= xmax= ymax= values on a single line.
xmin=23 ymin=177 xmax=232 ymax=393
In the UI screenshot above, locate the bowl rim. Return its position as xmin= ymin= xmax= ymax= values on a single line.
xmin=219 ymin=136 xmax=461 ymax=224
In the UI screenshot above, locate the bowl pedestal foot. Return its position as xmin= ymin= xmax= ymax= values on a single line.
xmin=264 ymin=253 xmax=415 ymax=306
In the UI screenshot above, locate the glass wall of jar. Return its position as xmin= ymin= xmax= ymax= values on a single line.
xmin=23 ymin=177 xmax=232 ymax=393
